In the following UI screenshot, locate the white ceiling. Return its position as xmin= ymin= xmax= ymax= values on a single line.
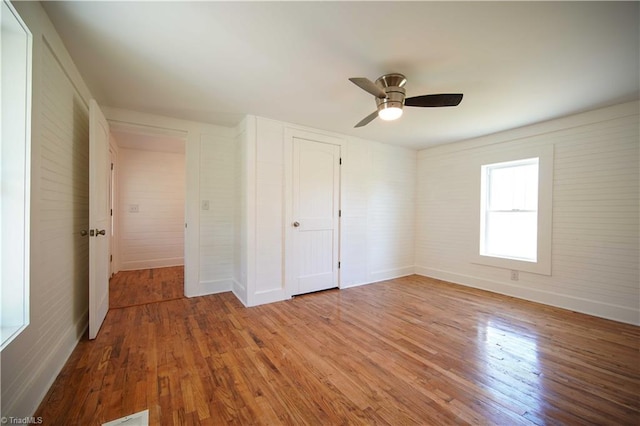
xmin=42 ymin=1 xmax=639 ymax=150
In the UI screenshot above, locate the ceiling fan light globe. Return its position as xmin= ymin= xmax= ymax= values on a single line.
xmin=378 ymin=106 xmax=403 ymax=121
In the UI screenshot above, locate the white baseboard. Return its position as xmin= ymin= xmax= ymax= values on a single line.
xmin=120 ymin=258 xmax=184 ymax=271
xmin=339 ymin=280 xmax=373 ymax=289
xmin=3 ymin=310 xmax=88 ymax=418
xmin=232 ymin=280 xmax=248 ymax=306
xmin=415 ymin=266 xmax=640 ymax=326
xmin=340 ymin=266 xmax=415 ymax=290
xmin=369 ymin=266 xmax=415 ymax=284
xmin=186 ymin=278 xmax=233 ymax=298
xmin=248 ymin=288 xmax=289 ymax=307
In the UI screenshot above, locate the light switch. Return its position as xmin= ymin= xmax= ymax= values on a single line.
xmin=128 ymin=204 xmax=139 ymax=213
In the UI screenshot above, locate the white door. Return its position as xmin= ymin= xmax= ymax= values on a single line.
xmin=89 ymin=99 xmax=111 ymax=339
xmin=291 ymin=137 xmax=340 ymax=295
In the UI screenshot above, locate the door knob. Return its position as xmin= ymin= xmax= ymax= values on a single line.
xmin=80 ymin=230 xmax=88 ymax=237
xmin=95 ymin=229 xmax=106 ymax=236
xmin=293 ymin=221 xmax=300 ymax=227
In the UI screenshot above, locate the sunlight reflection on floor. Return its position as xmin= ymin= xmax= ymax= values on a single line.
xmin=479 ymin=319 xmax=544 ymax=417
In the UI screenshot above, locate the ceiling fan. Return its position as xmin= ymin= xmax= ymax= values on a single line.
xmin=349 ymin=73 xmax=463 ymax=127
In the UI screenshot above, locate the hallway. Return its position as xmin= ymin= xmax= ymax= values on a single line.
xmin=109 ymin=266 xmax=184 ymax=309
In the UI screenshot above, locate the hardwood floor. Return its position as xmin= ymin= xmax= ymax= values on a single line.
xmin=109 ymin=266 xmax=185 ymax=309
xmin=36 ymin=275 xmax=639 ymax=425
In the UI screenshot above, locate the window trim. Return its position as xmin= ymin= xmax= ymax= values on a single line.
xmin=1 ymin=0 xmax=32 ymax=350
xmin=480 ymin=157 xmax=539 ymax=262
xmin=472 ymin=144 xmax=553 ymax=276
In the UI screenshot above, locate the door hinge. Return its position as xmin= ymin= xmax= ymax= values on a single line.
xmin=111 ymin=163 xmax=114 ymax=170
xmin=110 ymin=254 xmax=113 ymax=262
xmin=110 ymin=209 xmax=112 ymax=216
xmin=339 ymin=209 xmax=342 ymax=217
xmin=338 ymin=261 xmax=341 ymax=269
xmin=339 ymin=157 xmax=342 ymax=165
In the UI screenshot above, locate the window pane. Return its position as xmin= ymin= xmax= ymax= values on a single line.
xmin=488 ymin=161 xmax=538 ymax=211
xmin=1 ymin=0 xmax=31 ymax=349
xmin=485 ymin=211 xmax=537 ymax=261
xmin=477 ymin=148 xmax=552 ymax=275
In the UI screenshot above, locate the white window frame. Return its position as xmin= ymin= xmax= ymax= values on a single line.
xmin=1 ymin=0 xmax=32 ymax=350
xmin=481 ymin=157 xmax=539 ymax=262
xmin=473 ymin=145 xmax=553 ymax=276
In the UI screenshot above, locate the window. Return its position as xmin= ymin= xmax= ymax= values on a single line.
xmin=474 ymin=145 xmax=553 ymax=276
xmin=480 ymin=158 xmax=539 ymax=262
xmin=1 ymin=0 xmax=32 ymax=350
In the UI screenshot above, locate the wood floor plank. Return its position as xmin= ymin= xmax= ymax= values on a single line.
xmin=35 ymin=275 xmax=639 ymax=425
xmin=109 ymin=266 xmax=184 ymax=309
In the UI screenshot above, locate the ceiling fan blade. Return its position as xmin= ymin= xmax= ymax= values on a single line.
xmin=349 ymin=77 xmax=387 ymax=99
xmin=354 ymin=110 xmax=378 ymax=128
xmin=404 ymin=93 xmax=463 ymax=107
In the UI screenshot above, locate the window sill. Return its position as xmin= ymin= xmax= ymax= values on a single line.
xmin=472 ymin=254 xmax=551 ymax=276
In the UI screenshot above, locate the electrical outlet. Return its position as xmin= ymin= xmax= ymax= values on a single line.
xmin=201 ymin=200 xmax=210 ymax=210
xmin=128 ymin=204 xmax=139 ymax=213
xmin=510 ymin=270 xmax=519 ymax=281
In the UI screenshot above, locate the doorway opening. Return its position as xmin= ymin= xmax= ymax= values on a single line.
xmin=108 ymin=124 xmax=187 ymax=308
xmin=109 ymin=266 xmax=184 ymax=308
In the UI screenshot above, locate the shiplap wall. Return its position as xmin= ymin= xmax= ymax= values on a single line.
xmin=232 ymin=124 xmax=249 ymax=304
xmin=367 ymin=141 xmax=416 ymax=281
xmin=415 ymin=102 xmax=639 ymax=324
xmin=2 ymin=1 xmax=93 ymax=418
xmin=38 ymin=40 xmax=89 ymax=339
xmin=241 ymin=117 xmax=416 ymax=306
xmin=199 ymin=133 xmax=236 ymax=293
xmin=117 ymin=147 xmax=185 ymax=270
xmin=251 ymin=118 xmax=286 ymax=305
xmin=341 ymin=137 xmax=416 ymax=287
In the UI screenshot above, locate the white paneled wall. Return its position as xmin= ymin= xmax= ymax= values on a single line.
xmin=367 ymin=141 xmax=416 ymax=281
xmin=240 ymin=117 xmax=417 ymax=306
xmin=118 ymin=148 xmax=185 ymax=270
xmin=199 ymin=133 xmax=236 ymax=293
xmin=340 ymin=138 xmax=370 ymax=286
xmin=38 ymin=38 xmax=90 ymax=343
xmin=341 ymin=137 xmax=416 ymax=287
xmin=2 ymin=1 xmax=93 ymax=418
xmin=252 ymin=118 xmax=285 ymax=304
xmin=415 ymin=102 xmax=640 ymax=325
xmin=232 ymin=124 xmax=248 ymax=304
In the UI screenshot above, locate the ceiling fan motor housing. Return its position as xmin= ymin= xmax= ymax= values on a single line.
xmin=375 ymin=73 xmax=407 ymax=112
xmin=349 ymin=72 xmax=463 ymax=127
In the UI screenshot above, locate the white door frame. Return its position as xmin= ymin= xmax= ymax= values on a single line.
xmin=108 ymin=145 xmax=117 ymax=276
xmin=106 ymin=120 xmax=187 ymax=275
xmin=103 ymin=108 xmax=203 ymax=297
xmin=283 ymin=128 xmax=345 ymax=298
